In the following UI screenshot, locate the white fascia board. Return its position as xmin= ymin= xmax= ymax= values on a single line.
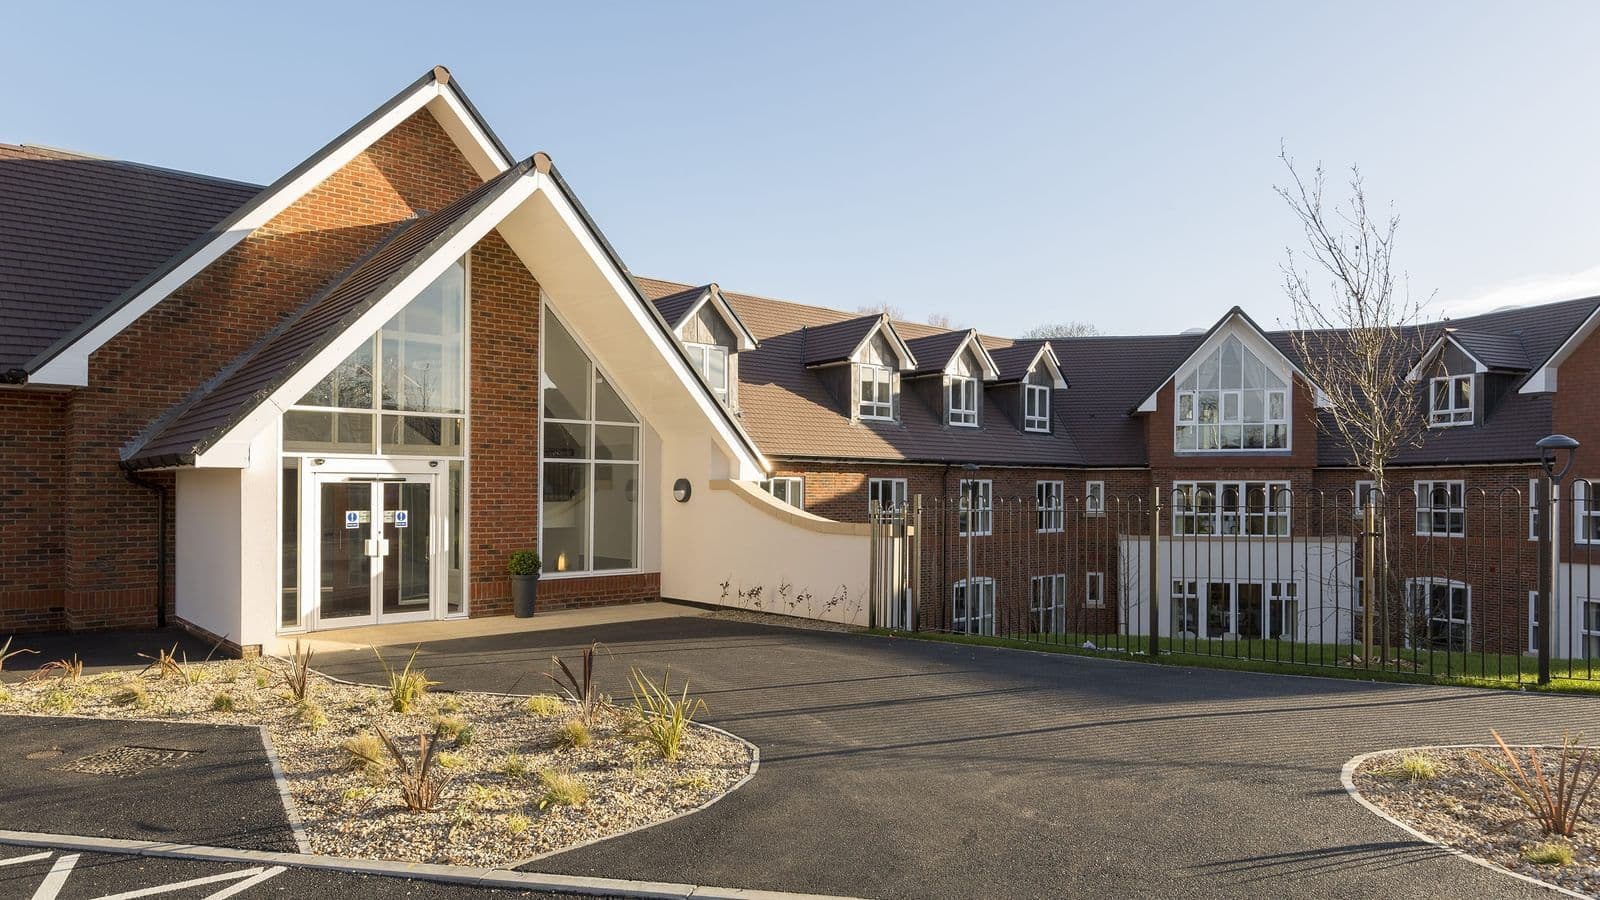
xmin=941 ymin=331 xmax=1001 ymax=381
xmin=535 ymin=179 xmax=770 ymax=480
xmin=1032 ymin=344 xmax=1069 ymax=389
xmin=1520 ymin=306 xmax=1599 ymax=394
xmin=194 ymin=173 xmax=539 ymax=468
xmin=1405 ymin=333 xmax=1484 ymax=382
xmin=31 ymin=81 xmax=509 ymax=388
xmin=429 ymin=88 xmax=513 ymax=178
xmin=1136 ymin=312 xmax=1324 ymax=411
xmin=682 ymin=289 xmax=759 ymax=351
xmin=852 ymin=318 xmax=918 ymax=372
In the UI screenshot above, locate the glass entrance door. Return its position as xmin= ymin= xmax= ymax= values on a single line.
xmin=314 ymin=475 xmax=434 ymax=627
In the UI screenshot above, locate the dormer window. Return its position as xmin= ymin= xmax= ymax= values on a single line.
xmin=859 ymin=363 xmax=895 ymax=420
xmin=1024 ymin=383 xmax=1050 ymax=432
xmin=1174 ymin=335 xmax=1289 ymax=451
xmin=1429 ymin=374 xmax=1472 ymax=427
xmin=685 ymin=342 xmax=728 ymax=403
xmin=948 ymin=376 xmax=978 ymax=426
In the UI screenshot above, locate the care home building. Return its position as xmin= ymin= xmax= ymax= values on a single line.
xmin=5 ymin=67 xmax=1600 ymax=661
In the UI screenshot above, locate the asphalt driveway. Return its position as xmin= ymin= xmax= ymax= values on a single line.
xmin=316 ymin=613 xmax=1600 ymax=899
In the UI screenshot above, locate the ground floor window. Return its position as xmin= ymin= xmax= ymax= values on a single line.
xmin=1084 ymin=480 xmax=1105 ymax=516
xmin=762 ymin=477 xmax=805 ymax=509
xmin=1171 ymin=581 xmax=1200 ymax=636
xmin=1085 ymin=572 xmax=1105 ymax=608
xmin=1196 ymin=581 xmax=1297 ymax=639
xmin=1584 ymin=599 xmax=1600 ymax=658
xmin=868 ymin=477 xmax=907 ymax=512
xmin=953 ymin=577 xmax=996 ymax=635
xmin=960 ymin=479 xmax=993 ymax=536
xmin=1414 ymin=480 xmax=1466 ymax=537
xmin=281 ymin=462 xmax=299 ymax=628
xmin=1406 ymin=579 xmax=1470 ymax=650
xmin=1030 ymin=574 xmax=1065 ymax=633
xmin=1172 ymin=481 xmax=1291 ymax=536
xmin=1037 ymin=481 xmax=1064 ymax=533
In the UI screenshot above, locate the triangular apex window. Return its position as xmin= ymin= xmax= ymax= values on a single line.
xmin=1174 ymin=335 xmax=1289 ymax=451
xmin=285 ymin=259 xmax=468 ymax=455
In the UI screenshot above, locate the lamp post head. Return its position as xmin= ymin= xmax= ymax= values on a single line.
xmin=1537 ymin=434 xmax=1580 ymax=482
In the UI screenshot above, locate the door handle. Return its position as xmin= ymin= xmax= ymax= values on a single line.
xmin=363 ymin=538 xmax=392 ymax=558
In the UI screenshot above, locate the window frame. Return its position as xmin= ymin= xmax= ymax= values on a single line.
xmin=1428 ymin=374 xmax=1473 ymax=427
xmin=1036 ymin=480 xmax=1064 ymax=533
xmin=1024 ymin=383 xmax=1051 ymax=432
xmin=953 ymin=577 xmax=996 ymax=635
xmin=1085 ymin=572 xmax=1105 ymax=608
xmin=958 ymin=479 xmax=993 ymax=536
xmin=947 ymin=375 xmax=979 ymax=427
xmin=1030 ymin=574 xmax=1066 ymax=634
xmin=1084 ymin=480 xmax=1106 ymax=516
xmin=1171 ymin=480 xmax=1292 ymax=536
xmin=1172 ymin=336 xmax=1291 ymax=453
xmin=1584 ymin=598 xmax=1600 ymax=659
xmin=1414 ymin=479 xmax=1467 ymax=538
xmin=1574 ymin=479 xmax=1600 ymax=545
xmin=1405 ymin=578 xmax=1471 ymax=650
xmin=857 ymin=362 xmax=895 ymax=421
xmin=868 ymin=477 xmax=908 ymax=513
xmin=684 ymin=341 xmax=729 ymax=402
xmin=761 ymin=476 xmax=805 ymax=510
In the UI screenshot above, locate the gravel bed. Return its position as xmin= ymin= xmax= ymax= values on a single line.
xmin=0 ymin=656 xmax=754 ymax=868
xmin=1353 ymin=747 xmax=1599 ymax=896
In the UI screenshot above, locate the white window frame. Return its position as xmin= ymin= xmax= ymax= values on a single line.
xmin=1404 ymin=578 xmax=1471 ymax=650
xmin=858 ymin=363 xmax=895 ymax=421
xmin=1171 ymin=481 xmax=1292 ymax=536
xmin=1036 ymin=480 xmax=1064 ymax=533
xmin=868 ymin=477 xmax=908 ymax=512
xmin=1414 ymin=480 xmax=1466 ymax=537
xmin=947 ymin=375 xmax=979 ymax=427
xmin=761 ymin=476 xmax=804 ymax=510
xmin=1574 ymin=479 xmax=1600 ymax=545
xmin=1528 ymin=590 xmax=1540 ymax=655
xmin=1024 ymin=383 xmax=1051 ymax=432
xmin=959 ymin=479 xmax=993 ymax=536
xmin=684 ymin=342 xmax=729 ymax=403
xmin=1428 ymin=374 xmax=1473 ymax=427
xmin=1030 ymin=574 xmax=1066 ymax=634
xmin=1530 ymin=478 xmax=1561 ymax=542
xmin=1353 ymin=480 xmax=1376 ymax=518
xmin=1085 ymin=572 xmax=1105 ymax=608
xmin=953 ymin=577 xmax=996 ymax=635
xmin=1084 ymin=480 xmax=1106 ymax=516
xmin=1172 ymin=337 xmax=1291 ymax=452
xmin=1170 ymin=580 xmax=1200 ymax=636
xmin=1584 ymin=598 xmax=1600 ymax=659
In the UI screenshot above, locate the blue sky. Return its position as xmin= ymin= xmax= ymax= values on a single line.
xmin=6 ymin=2 xmax=1600 ymax=336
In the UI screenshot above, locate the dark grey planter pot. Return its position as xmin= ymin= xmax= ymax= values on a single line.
xmin=512 ymin=574 xmax=538 ymax=618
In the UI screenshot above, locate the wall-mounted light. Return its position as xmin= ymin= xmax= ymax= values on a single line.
xmin=673 ymin=478 xmax=692 ymax=503
xmin=312 ymin=458 xmax=326 ymax=466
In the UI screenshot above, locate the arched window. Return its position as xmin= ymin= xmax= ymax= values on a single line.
xmin=1174 ymin=335 xmax=1289 ymax=451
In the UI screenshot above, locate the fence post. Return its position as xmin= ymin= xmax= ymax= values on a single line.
xmin=909 ymin=495 xmax=922 ymax=632
xmin=1148 ymin=484 xmax=1161 ymax=657
xmin=868 ymin=500 xmax=880 ymax=631
xmin=1362 ymin=500 xmax=1376 ymax=664
xmin=1537 ymin=476 xmax=1553 ymax=685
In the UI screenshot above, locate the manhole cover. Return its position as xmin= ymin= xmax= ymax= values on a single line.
xmin=26 ymin=748 xmax=63 ymax=760
xmin=56 ymin=745 xmax=199 ymax=777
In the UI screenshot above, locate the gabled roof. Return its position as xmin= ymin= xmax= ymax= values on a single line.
xmin=904 ymin=329 xmax=999 ymax=380
xmin=649 ymin=283 xmax=758 ymax=351
xmin=1405 ymin=327 xmax=1530 ymax=381
xmin=0 ymin=143 xmax=263 ymax=376
xmin=800 ymin=313 xmax=916 ymax=370
xmin=125 ymin=159 xmax=538 ymax=468
xmin=989 ymin=340 xmax=1068 ymax=388
xmin=1132 ymin=306 xmax=1318 ymax=413
xmin=1521 ymin=293 xmax=1600 ymax=393
xmin=23 ymin=65 xmax=514 ymax=386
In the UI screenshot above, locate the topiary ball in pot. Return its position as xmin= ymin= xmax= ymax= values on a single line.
xmin=508 ymin=550 xmax=542 ymax=617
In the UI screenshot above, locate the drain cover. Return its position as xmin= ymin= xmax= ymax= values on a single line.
xmin=56 ymin=745 xmax=199 ymax=777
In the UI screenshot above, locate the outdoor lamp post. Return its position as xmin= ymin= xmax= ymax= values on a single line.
xmin=1536 ymin=434 xmax=1579 ymax=685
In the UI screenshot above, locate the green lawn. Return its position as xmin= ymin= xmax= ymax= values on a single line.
xmin=868 ymin=628 xmax=1600 ymax=695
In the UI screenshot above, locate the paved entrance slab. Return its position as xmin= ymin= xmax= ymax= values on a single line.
xmin=316 ymin=614 xmax=1600 ymax=899
xmin=0 ymin=715 xmax=297 ymax=852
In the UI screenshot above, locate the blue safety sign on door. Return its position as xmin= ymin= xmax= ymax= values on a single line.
xmin=345 ymin=510 xmax=360 ymax=529
xmin=394 ymin=510 xmax=409 ymax=529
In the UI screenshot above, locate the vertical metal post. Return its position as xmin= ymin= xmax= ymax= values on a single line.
xmin=1537 ymin=476 xmax=1554 ymax=685
xmin=1148 ymin=483 xmax=1162 ymax=657
xmin=868 ymin=499 xmax=880 ymax=631
xmin=1362 ymin=500 xmax=1376 ymax=664
xmin=909 ymin=496 xmax=923 ymax=632
xmin=965 ymin=483 xmax=975 ymax=635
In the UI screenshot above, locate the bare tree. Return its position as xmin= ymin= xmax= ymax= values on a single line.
xmin=926 ymin=312 xmax=954 ymax=329
xmin=856 ymin=301 xmax=906 ymax=320
xmin=1277 ymin=149 xmax=1432 ymax=661
xmin=1020 ymin=321 xmax=1101 ymax=338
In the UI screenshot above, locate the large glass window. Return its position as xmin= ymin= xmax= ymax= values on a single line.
xmin=541 ymin=313 xmax=640 ymax=573
xmin=1174 ymin=335 xmax=1289 ymax=451
xmin=285 ymin=259 xmax=467 ymax=455
xmin=1172 ymin=481 xmax=1291 ymax=536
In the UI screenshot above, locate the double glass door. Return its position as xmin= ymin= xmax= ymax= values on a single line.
xmin=316 ymin=475 xmax=435 ymax=626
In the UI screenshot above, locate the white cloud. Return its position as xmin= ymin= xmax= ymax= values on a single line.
xmin=1437 ymin=264 xmax=1600 ymax=320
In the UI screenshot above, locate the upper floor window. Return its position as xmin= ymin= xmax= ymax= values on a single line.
xmin=948 ymin=376 xmax=979 ymax=427
xmin=761 ymin=477 xmax=804 ymax=509
xmin=1024 ymin=384 xmax=1050 ymax=432
xmin=685 ymin=342 xmax=729 ymax=403
xmin=1353 ymin=480 xmax=1377 ymax=517
xmin=1036 ymin=481 xmax=1064 ymax=533
xmin=1429 ymin=374 xmax=1472 ymax=427
xmin=1174 ymin=335 xmax=1288 ymax=452
xmin=869 ymin=477 xmax=908 ymax=512
xmin=1575 ymin=479 xmax=1600 ymax=544
xmin=959 ymin=479 xmax=993 ymax=536
xmin=1172 ymin=481 xmax=1291 ymax=536
xmin=1415 ymin=480 xmax=1465 ymax=537
xmin=858 ymin=363 xmax=895 ymax=420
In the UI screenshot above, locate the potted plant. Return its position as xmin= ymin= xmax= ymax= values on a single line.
xmin=508 ymin=550 xmax=541 ymax=618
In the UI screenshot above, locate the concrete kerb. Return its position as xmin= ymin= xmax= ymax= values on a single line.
xmin=0 ymin=829 xmax=861 ymax=899
xmin=1340 ymin=745 xmax=1589 ymax=899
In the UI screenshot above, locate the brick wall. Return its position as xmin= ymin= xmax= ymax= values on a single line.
xmin=0 ymin=391 xmax=68 ymax=632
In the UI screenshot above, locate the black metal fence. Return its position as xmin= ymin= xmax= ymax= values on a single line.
xmin=868 ymin=482 xmax=1600 ymax=685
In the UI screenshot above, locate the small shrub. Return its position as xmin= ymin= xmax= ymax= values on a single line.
xmin=436 ymin=750 xmax=466 ymax=770
xmin=537 ymin=769 xmax=587 ymax=809
xmin=523 ymin=694 xmax=565 ymax=718
xmin=296 ymin=699 xmax=328 ymax=731
xmin=455 ymin=724 xmax=476 ymax=748
xmin=341 ymin=785 xmax=375 ymax=805
xmin=434 ymin=716 xmax=467 ymax=741
xmin=37 ymin=687 xmax=75 ymax=714
xmin=674 ymin=773 xmax=712 ymax=791
xmin=344 ymin=732 xmax=388 ymax=772
xmin=551 ymin=719 xmax=591 ymax=749
xmin=113 ymin=682 xmax=150 ymax=708
xmin=438 ymin=695 xmax=461 ymax=714
xmin=373 ymin=645 xmax=438 ymax=713
xmin=544 ymin=643 xmax=602 ymax=727
xmin=497 ymin=754 xmax=531 ymax=779
xmin=507 ymin=550 xmax=542 ymax=576
xmin=280 ymin=641 xmax=314 ymax=703
xmin=343 ymin=725 xmax=453 ymax=811
xmin=629 ymin=666 xmax=706 ymax=761
xmin=1472 ymin=729 xmax=1600 ymax=836
xmin=210 ymin=692 xmax=236 ymax=712
xmin=1377 ymin=752 xmax=1438 ymax=782
xmin=1522 ymin=841 xmax=1574 ymax=866
xmin=0 ymin=685 xmax=11 ymax=705
xmin=503 ymin=812 xmax=531 ymax=836
xmin=466 ymin=783 xmax=511 ymax=809
xmin=0 ymin=636 xmax=39 ymax=673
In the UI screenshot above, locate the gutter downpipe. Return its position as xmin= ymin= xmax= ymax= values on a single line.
xmin=120 ymin=464 xmax=169 ymax=628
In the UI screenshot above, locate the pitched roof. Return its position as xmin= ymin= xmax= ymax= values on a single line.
xmin=0 ymin=143 xmax=262 ymax=374
xmin=800 ymin=313 xmax=910 ymax=368
xmin=647 ymin=283 xmax=758 ymax=351
xmin=651 ymin=284 xmax=710 ymax=327
xmin=124 ymin=160 xmax=535 ymax=468
xmin=1448 ymin=329 xmax=1531 ymax=371
xmin=904 ymin=329 xmax=997 ymax=379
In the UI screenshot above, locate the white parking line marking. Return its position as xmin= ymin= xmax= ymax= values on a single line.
xmin=0 ymin=850 xmax=52 ymax=867
xmin=90 ymin=866 xmax=273 ymax=900
xmin=201 ymin=866 xmax=286 ymax=899
xmin=31 ymin=852 xmax=77 ymax=900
